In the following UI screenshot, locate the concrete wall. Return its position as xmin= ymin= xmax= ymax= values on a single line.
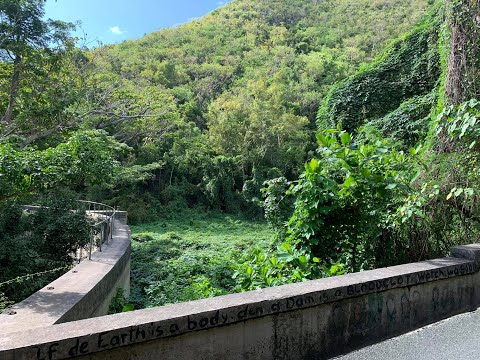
xmin=2 ymin=244 xmax=480 ymax=360
xmin=0 ymin=212 xmax=131 ymax=336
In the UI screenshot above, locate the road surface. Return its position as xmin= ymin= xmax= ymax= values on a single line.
xmin=335 ymin=308 xmax=480 ymax=359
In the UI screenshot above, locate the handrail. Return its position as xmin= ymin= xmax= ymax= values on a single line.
xmin=1 ymin=201 xmax=118 ymax=313
xmin=23 ymin=201 xmax=117 ymax=261
xmin=78 ymin=201 xmax=116 ymax=260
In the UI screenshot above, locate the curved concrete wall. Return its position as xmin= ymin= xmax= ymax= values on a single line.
xmin=0 ymin=212 xmax=131 ymax=336
xmin=2 ymin=244 xmax=480 ymax=359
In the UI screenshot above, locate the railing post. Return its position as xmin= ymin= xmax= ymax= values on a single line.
xmin=79 ymin=201 xmax=117 ymax=260
xmin=88 ymin=228 xmax=93 ymax=260
xmin=99 ymin=225 xmax=103 ymax=253
xmin=112 ymin=210 xmax=115 ymax=238
xmin=106 ymin=219 xmax=110 ymax=245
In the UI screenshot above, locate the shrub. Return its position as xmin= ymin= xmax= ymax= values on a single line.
xmin=285 ymin=128 xmax=417 ymax=271
xmin=0 ymin=192 xmax=90 ymax=305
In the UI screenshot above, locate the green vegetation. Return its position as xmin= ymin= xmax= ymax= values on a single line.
xmin=0 ymin=193 xmax=91 ymax=311
xmin=109 ymin=288 xmax=134 ymax=314
xmin=0 ymin=130 xmax=120 ymax=202
xmin=0 ymin=0 xmax=432 ymax=223
xmin=318 ymin=6 xmax=441 ymax=136
xmin=0 ymin=0 xmax=122 ymax=310
xmin=129 ymin=210 xmax=273 ymax=308
xmin=3 ymin=0 xmax=480 ymax=311
xmin=231 ymin=0 xmax=480 ymax=291
xmin=0 ymin=128 xmax=123 ymax=311
xmin=86 ymin=0 xmax=430 ymax=220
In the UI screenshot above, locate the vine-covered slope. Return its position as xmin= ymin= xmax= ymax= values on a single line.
xmin=318 ymin=5 xmax=442 ymax=146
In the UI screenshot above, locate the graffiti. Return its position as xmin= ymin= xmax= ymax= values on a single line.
xmin=400 ymin=294 xmax=411 ymax=322
xmin=411 ymin=291 xmax=421 ymax=319
xmin=350 ymin=299 xmax=368 ymax=336
xmin=386 ymin=295 xmax=397 ymax=323
xmin=432 ymin=287 xmax=440 ymax=312
xmin=30 ymin=262 xmax=478 ymax=360
xmin=367 ymin=293 xmax=383 ymax=327
xmin=330 ymin=303 xmax=347 ymax=338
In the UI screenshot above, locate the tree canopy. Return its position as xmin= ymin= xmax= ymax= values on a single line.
xmin=0 ymin=0 xmax=75 ymax=127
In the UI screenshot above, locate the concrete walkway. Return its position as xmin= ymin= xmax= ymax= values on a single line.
xmin=335 ymin=308 xmax=480 ymax=359
xmin=0 ymin=219 xmax=131 ymax=335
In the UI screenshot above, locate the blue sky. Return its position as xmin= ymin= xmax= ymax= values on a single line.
xmin=44 ymin=0 xmax=231 ymax=46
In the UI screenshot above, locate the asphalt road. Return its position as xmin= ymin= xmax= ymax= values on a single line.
xmin=335 ymin=308 xmax=480 ymax=360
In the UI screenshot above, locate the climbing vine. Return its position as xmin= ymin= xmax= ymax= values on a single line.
xmin=445 ymin=0 xmax=480 ymax=104
xmin=317 ymin=5 xmax=442 ymax=134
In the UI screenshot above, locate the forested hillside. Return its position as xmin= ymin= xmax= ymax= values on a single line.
xmin=241 ymin=0 xmax=480 ymax=289
xmin=86 ymin=0 xmax=431 ymax=220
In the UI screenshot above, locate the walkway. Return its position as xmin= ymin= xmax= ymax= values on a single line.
xmin=0 ymin=217 xmax=130 ymax=335
xmin=335 ymin=308 xmax=480 ymax=359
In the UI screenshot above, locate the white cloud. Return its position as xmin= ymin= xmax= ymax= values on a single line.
xmin=110 ymin=26 xmax=126 ymax=35
xmin=217 ymin=0 xmax=233 ymax=6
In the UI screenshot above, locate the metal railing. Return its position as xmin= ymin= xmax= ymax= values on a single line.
xmin=22 ymin=201 xmax=117 ymax=262
xmin=78 ymin=201 xmax=116 ymax=261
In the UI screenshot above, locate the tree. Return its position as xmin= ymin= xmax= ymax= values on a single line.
xmin=445 ymin=0 xmax=480 ymax=105
xmin=0 ymin=0 xmax=74 ymax=125
xmin=0 ymin=130 xmax=120 ymax=202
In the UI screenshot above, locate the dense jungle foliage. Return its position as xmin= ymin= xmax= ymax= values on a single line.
xmin=235 ymin=0 xmax=480 ymax=289
xmin=128 ymin=210 xmax=273 ymax=309
xmin=85 ymin=0 xmax=431 ymax=222
xmin=2 ymin=0 xmax=480 ymax=310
